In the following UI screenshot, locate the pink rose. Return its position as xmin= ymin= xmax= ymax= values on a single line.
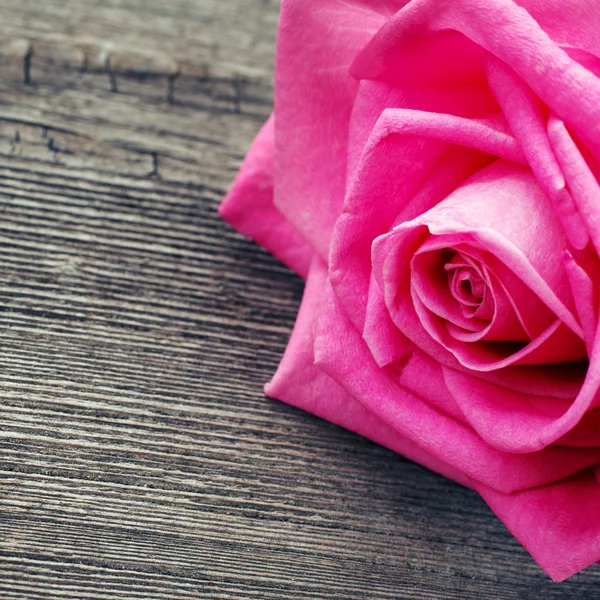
xmin=220 ymin=0 xmax=600 ymax=581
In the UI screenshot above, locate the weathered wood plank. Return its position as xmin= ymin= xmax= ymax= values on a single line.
xmin=0 ymin=0 xmax=598 ymax=598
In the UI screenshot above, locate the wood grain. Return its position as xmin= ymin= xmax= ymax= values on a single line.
xmin=0 ymin=0 xmax=598 ymax=598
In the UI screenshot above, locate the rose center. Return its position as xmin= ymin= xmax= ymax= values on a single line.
xmin=410 ymin=243 xmax=536 ymax=349
xmin=443 ymin=252 xmax=493 ymax=321
xmin=456 ymin=269 xmax=484 ymax=303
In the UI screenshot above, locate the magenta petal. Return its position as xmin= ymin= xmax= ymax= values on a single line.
xmin=563 ymin=251 xmax=598 ymax=354
xmin=480 ymin=362 xmax=586 ymax=401
xmin=548 ymin=115 xmax=600 ymax=256
xmin=219 ymin=116 xmax=312 ymax=279
xmin=274 ymin=0 xmax=395 ymax=259
xmin=410 ymin=246 xmax=531 ymax=343
xmin=373 ymin=108 xmax=526 ymax=164
xmin=478 ymin=471 xmax=600 ymax=582
xmin=332 ymin=112 xmax=491 ymax=331
xmin=347 ymin=80 xmax=500 ymax=181
xmin=443 ymin=365 xmax=600 ymax=453
xmin=396 ymin=351 xmax=466 ymax=423
xmin=486 ymin=56 xmax=589 ymax=250
xmin=267 ymin=260 xmax=600 ymax=581
xmin=372 ymin=160 xmax=586 ymax=373
xmin=352 ymin=0 xmax=600 ymax=159
xmin=415 ymin=239 xmax=553 ymax=342
xmin=559 ymin=409 xmax=600 ymax=447
xmin=363 ymin=271 xmax=413 ymax=367
xmin=517 ymin=2 xmax=600 ymax=60
xmin=414 ymin=290 xmax=584 ymax=370
xmin=351 ymin=24 xmax=487 ymax=86
xmin=314 ymin=280 xmax=600 ymax=494
xmin=265 ymin=256 xmax=471 ymax=488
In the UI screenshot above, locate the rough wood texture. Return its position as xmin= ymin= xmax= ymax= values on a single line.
xmin=0 ymin=1 xmax=598 ymax=598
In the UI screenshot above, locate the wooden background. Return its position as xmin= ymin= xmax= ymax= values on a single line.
xmin=0 ymin=0 xmax=598 ymax=598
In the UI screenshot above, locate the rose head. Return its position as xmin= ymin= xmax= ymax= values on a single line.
xmin=220 ymin=0 xmax=600 ymax=581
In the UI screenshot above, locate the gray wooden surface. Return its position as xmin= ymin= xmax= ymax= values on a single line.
xmin=0 ymin=0 xmax=598 ymax=598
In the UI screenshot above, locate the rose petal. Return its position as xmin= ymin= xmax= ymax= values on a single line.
xmin=219 ymin=115 xmax=313 ymax=279
xmin=350 ymin=24 xmax=487 ymax=86
xmin=372 ymin=161 xmax=585 ymax=372
xmin=558 ymin=408 xmax=600 ymax=447
xmin=265 ymin=255 xmax=471 ymax=488
xmin=563 ymin=251 xmax=598 ymax=354
xmin=411 ymin=245 xmax=531 ymax=343
xmin=332 ymin=110 xmax=493 ymax=330
xmin=418 ymin=239 xmax=555 ymax=340
xmin=442 ymin=309 xmax=600 ymax=452
xmin=347 ymin=80 xmax=501 ymax=180
xmin=314 ymin=280 xmax=600 ymax=493
xmin=413 ymin=287 xmax=584 ymax=370
xmin=564 ymin=47 xmax=600 ymax=78
xmin=519 ymin=2 xmax=600 ymax=58
xmin=374 ymin=108 xmax=527 ymax=165
xmin=352 ymin=0 xmax=600 ymax=159
xmin=363 ymin=270 xmax=413 ymax=367
xmin=548 ymin=115 xmax=600 ymax=256
xmin=267 ymin=259 xmax=600 ymax=583
xmin=486 ymin=56 xmax=589 ymax=250
xmin=478 ymin=470 xmax=600 ymax=582
xmin=367 ymin=253 xmax=587 ymax=398
xmin=274 ymin=0 xmax=397 ymax=259
xmin=396 ymin=351 xmax=466 ymax=423
xmin=479 ymin=363 xmax=586 ymax=401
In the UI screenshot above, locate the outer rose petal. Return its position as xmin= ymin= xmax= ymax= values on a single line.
xmin=313 ymin=280 xmax=600 ymax=494
xmin=267 ymin=260 xmax=600 ymax=582
xmin=486 ymin=57 xmax=589 ymax=250
xmin=346 ymin=78 xmax=501 ymax=181
xmin=265 ymin=256 xmax=472 ymax=488
xmin=549 ymin=116 xmax=600 ymax=257
xmin=352 ymin=0 xmax=600 ymax=159
xmin=477 ymin=470 xmax=600 ymax=582
xmin=363 ymin=269 xmax=413 ymax=367
xmin=274 ymin=0 xmax=408 ymax=259
xmin=370 ymin=161 xmax=600 ymax=452
xmin=516 ymin=0 xmax=600 ymax=57
xmin=563 ymin=251 xmax=598 ymax=354
xmin=442 ymin=367 xmax=598 ymax=453
xmin=219 ymin=116 xmax=312 ymax=279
